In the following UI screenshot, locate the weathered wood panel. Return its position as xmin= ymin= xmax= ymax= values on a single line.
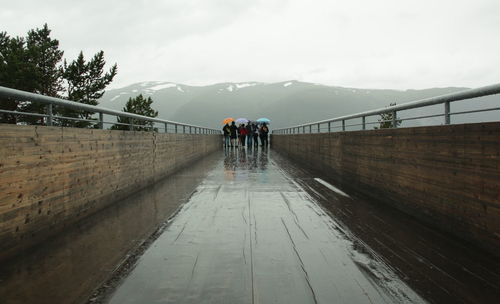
xmin=0 ymin=124 xmax=220 ymax=261
xmin=272 ymin=122 xmax=500 ymax=255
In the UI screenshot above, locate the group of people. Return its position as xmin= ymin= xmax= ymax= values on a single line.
xmin=222 ymin=121 xmax=269 ymax=148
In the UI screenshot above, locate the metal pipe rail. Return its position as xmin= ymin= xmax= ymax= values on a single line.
xmin=0 ymin=86 xmax=221 ymax=134
xmin=273 ymin=83 xmax=500 ymax=134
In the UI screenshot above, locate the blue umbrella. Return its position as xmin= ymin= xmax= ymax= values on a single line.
xmin=235 ymin=118 xmax=249 ymax=125
xmin=256 ymin=118 xmax=271 ymax=124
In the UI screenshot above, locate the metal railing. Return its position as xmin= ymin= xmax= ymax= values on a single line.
xmin=0 ymin=86 xmax=221 ymax=134
xmin=273 ymin=83 xmax=500 ymax=134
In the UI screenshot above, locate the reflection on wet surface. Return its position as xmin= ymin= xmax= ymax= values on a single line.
xmin=0 ymin=154 xmax=219 ymax=304
xmin=109 ymin=146 xmax=500 ymax=304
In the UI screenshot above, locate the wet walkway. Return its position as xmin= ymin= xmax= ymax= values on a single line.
xmin=104 ymin=147 xmax=500 ymax=304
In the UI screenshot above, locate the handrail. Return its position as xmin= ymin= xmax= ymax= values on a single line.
xmin=273 ymin=83 xmax=500 ymax=134
xmin=0 ymin=86 xmax=221 ymax=134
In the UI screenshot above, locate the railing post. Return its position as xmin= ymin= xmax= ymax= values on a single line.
xmin=328 ymin=121 xmax=331 ymax=132
xmin=342 ymin=120 xmax=345 ymax=131
xmin=164 ymin=122 xmax=168 ymax=133
xmin=189 ymin=126 xmax=192 ymax=134
xmin=392 ymin=110 xmax=397 ymax=128
xmin=46 ymin=104 xmax=53 ymax=126
xmin=362 ymin=116 xmax=366 ymax=130
xmin=129 ymin=119 xmax=134 ymax=131
xmin=183 ymin=125 xmax=186 ymax=133
xmin=309 ymin=125 xmax=312 ymax=133
xmin=174 ymin=124 xmax=178 ymax=133
xmin=317 ymin=123 xmax=320 ymax=133
xmin=444 ymin=101 xmax=450 ymax=125
xmin=98 ymin=112 xmax=103 ymax=129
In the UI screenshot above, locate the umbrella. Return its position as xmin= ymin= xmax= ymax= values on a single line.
xmin=222 ymin=117 xmax=234 ymax=125
xmin=235 ymin=118 xmax=249 ymax=125
xmin=256 ymin=118 xmax=271 ymax=124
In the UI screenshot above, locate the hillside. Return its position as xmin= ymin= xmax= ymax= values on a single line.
xmin=99 ymin=81 xmax=497 ymax=130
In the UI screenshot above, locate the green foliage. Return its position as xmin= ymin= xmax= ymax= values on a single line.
xmin=111 ymin=94 xmax=158 ymax=131
xmin=20 ymin=24 xmax=64 ymax=124
xmin=374 ymin=103 xmax=402 ymax=129
xmin=0 ymin=24 xmax=117 ymax=127
xmin=0 ymin=32 xmax=38 ymax=123
xmin=60 ymin=51 xmax=117 ymax=128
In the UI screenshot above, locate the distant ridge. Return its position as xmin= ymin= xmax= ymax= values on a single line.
xmin=99 ymin=81 xmax=496 ymax=129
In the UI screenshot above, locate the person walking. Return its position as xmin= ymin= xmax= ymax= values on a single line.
xmin=239 ymin=124 xmax=248 ymax=147
xmin=222 ymin=123 xmax=231 ymax=147
xmin=229 ymin=121 xmax=238 ymax=147
xmin=246 ymin=123 xmax=253 ymax=147
xmin=260 ymin=123 xmax=269 ymax=147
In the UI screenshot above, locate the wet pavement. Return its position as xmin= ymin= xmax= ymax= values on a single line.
xmin=104 ymin=147 xmax=500 ymax=304
xmin=2 ymin=148 xmax=499 ymax=304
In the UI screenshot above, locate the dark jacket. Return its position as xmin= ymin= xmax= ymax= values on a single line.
xmin=229 ymin=124 xmax=238 ymax=137
xmin=260 ymin=125 xmax=269 ymax=135
xmin=222 ymin=125 xmax=230 ymax=136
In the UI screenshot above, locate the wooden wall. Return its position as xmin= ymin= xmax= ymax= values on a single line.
xmin=0 ymin=124 xmax=220 ymax=261
xmin=272 ymin=122 xmax=500 ymax=255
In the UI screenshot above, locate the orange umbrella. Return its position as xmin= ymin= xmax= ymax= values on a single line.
xmin=222 ymin=117 xmax=234 ymax=125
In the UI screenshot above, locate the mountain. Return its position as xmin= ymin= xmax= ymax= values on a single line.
xmin=98 ymin=81 xmax=498 ymax=130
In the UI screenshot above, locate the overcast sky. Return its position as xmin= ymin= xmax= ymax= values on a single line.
xmin=2 ymin=0 xmax=499 ymax=89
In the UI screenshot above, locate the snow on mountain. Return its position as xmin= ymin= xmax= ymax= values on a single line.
xmin=139 ymin=81 xmax=162 ymax=87
xmin=235 ymin=82 xmax=258 ymax=89
xmin=149 ymin=83 xmax=177 ymax=91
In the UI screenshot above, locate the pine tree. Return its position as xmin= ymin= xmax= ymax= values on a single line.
xmin=111 ymin=94 xmax=158 ymax=131
xmin=19 ymin=24 xmax=64 ymax=124
xmin=374 ymin=103 xmax=402 ymax=129
xmin=61 ymin=51 xmax=117 ymax=127
xmin=0 ymin=33 xmax=37 ymax=123
xmin=0 ymin=25 xmax=117 ymax=126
